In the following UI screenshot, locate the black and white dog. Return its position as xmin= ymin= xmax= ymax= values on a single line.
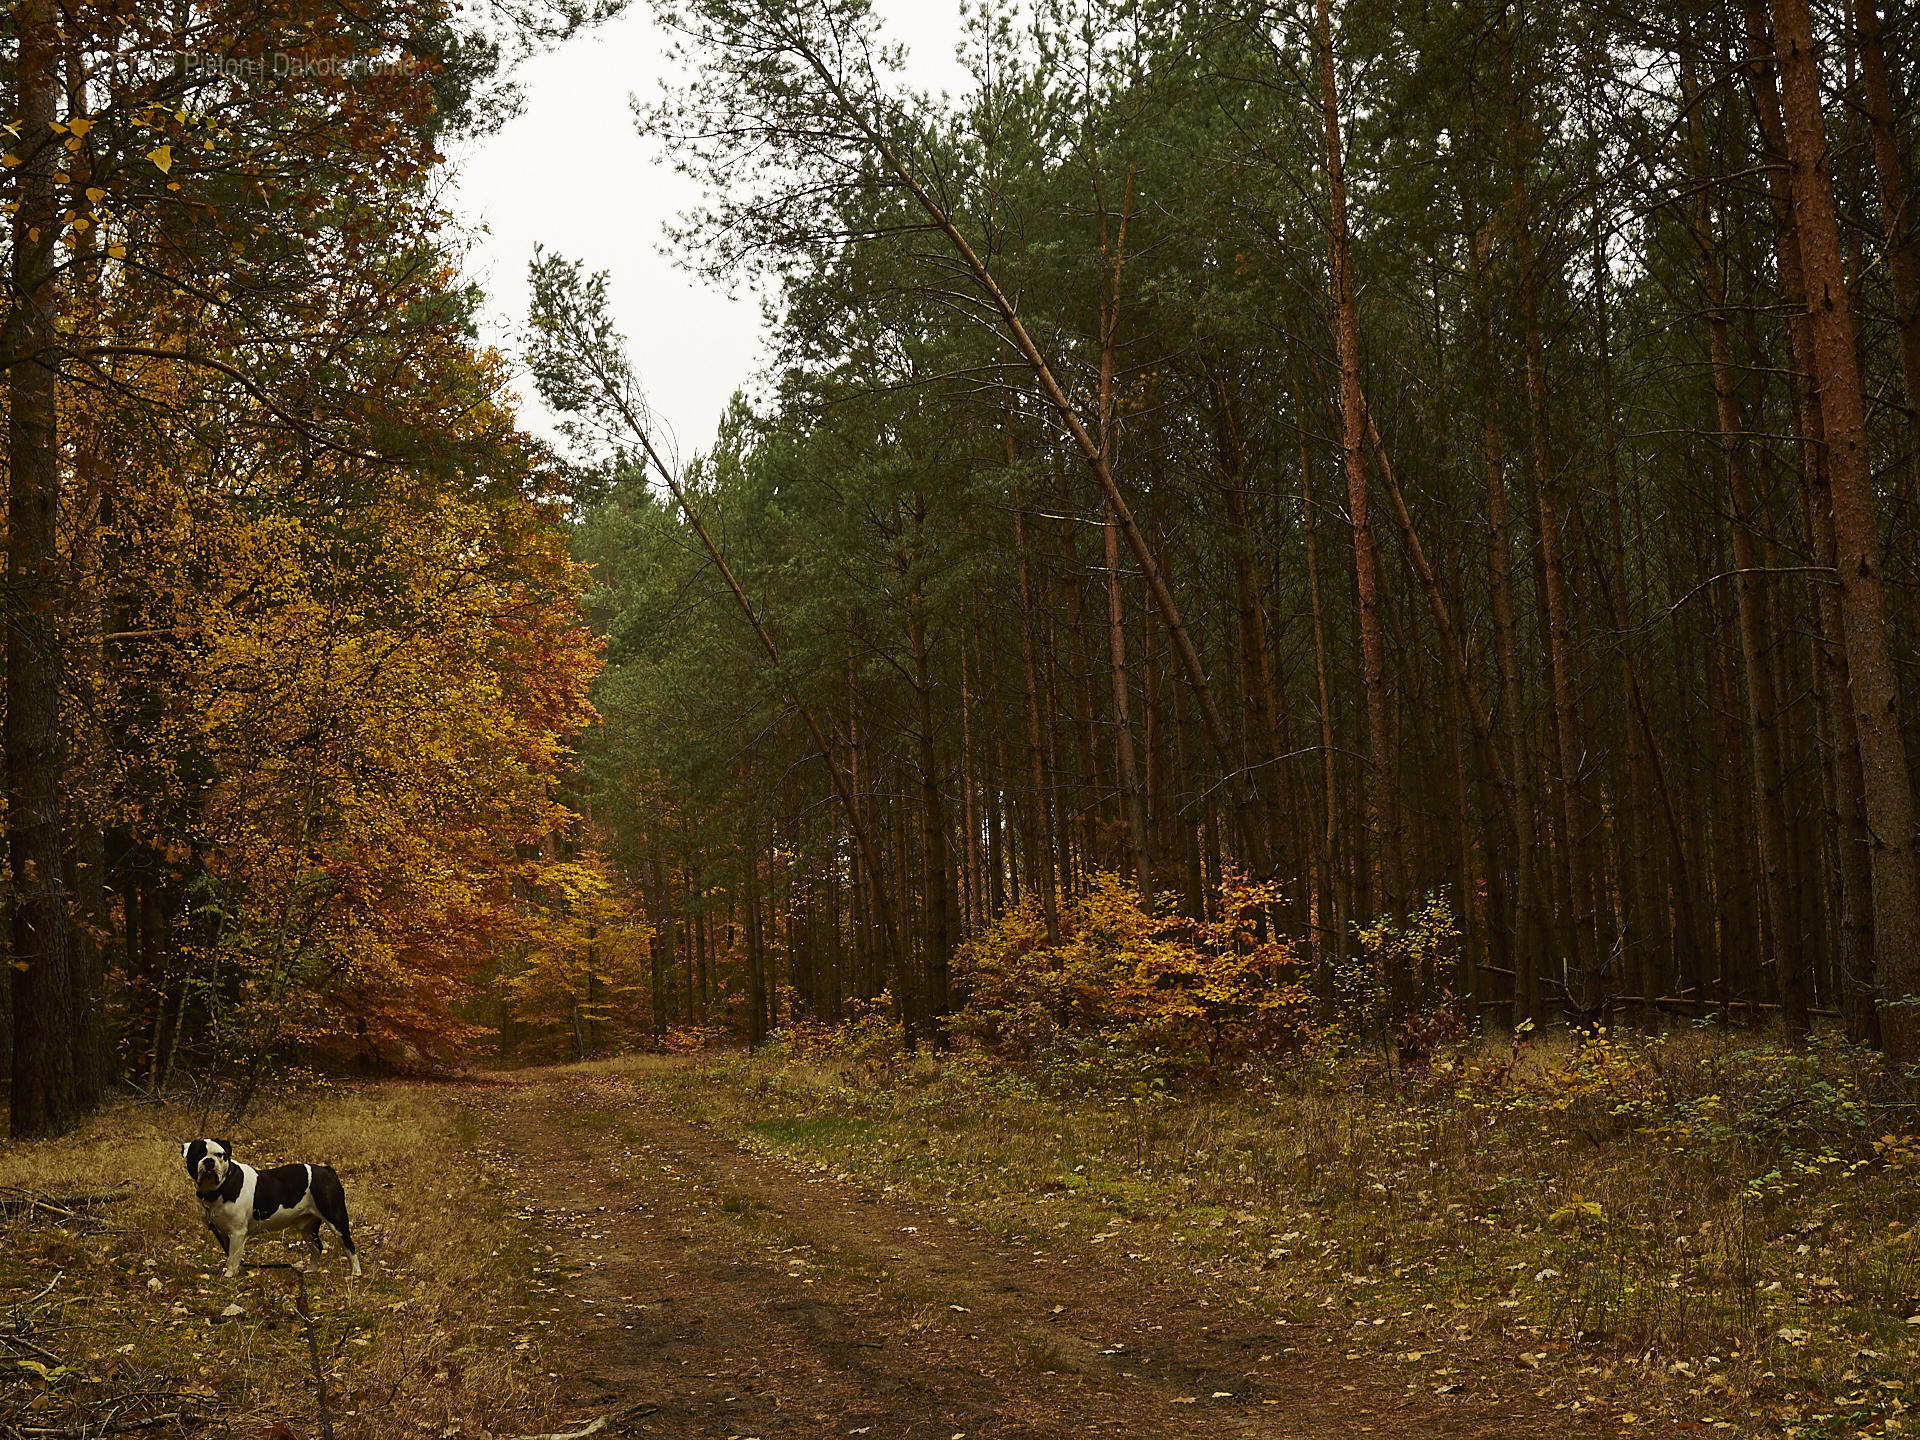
xmin=181 ymin=1139 xmax=362 ymax=1278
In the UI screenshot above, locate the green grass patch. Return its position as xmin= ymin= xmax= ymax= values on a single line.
xmin=743 ymin=1115 xmax=874 ymax=1147
xmin=629 ymin=1029 xmax=1920 ymax=1439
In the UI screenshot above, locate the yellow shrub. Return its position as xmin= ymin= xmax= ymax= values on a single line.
xmin=952 ymin=870 xmax=1314 ymax=1086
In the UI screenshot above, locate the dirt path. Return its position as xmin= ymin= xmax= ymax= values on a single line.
xmin=459 ymin=1068 xmax=1605 ymax=1440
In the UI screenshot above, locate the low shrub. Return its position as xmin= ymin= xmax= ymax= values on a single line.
xmin=950 ymin=870 xmax=1315 ymax=1089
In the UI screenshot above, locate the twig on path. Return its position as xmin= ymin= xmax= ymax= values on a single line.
xmin=504 ymin=1403 xmax=659 ymax=1440
xmin=11 ymin=1270 xmax=66 ymax=1308
xmin=16 ymin=1412 xmax=212 ymax=1437
xmin=0 ymin=1329 xmax=65 ymax=1364
xmin=0 ymin=1183 xmax=133 ymax=1215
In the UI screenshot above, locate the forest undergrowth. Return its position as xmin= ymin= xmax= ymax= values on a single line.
xmin=0 ymin=1087 xmax=570 ymax=1439
xmin=634 ymin=1020 xmax=1920 ymax=1440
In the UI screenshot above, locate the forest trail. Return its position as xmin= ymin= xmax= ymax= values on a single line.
xmin=457 ymin=1065 xmax=1603 ymax=1440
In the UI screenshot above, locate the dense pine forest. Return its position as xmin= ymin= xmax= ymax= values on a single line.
xmin=8 ymin=0 xmax=1920 ymax=1137
xmin=558 ymin=0 xmax=1920 ymax=1077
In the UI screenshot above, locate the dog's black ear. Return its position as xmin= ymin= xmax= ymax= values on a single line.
xmin=182 ymin=1140 xmax=204 ymax=1177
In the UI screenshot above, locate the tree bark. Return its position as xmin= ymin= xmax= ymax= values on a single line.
xmin=1764 ymin=0 xmax=1919 ymax=1067
xmin=959 ymin=629 xmax=983 ymax=931
xmin=1503 ymin=15 xmax=1602 ymax=1018
xmin=1012 ymin=485 xmax=1061 ymax=943
xmin=1104 ymin=502 xmax=1151 ymax=898
xmin=1856 ymin=0 xmax=1920 ymax=500
xmin=905 ymin=518 xmax=951 ymax=1040
xmin=7 ymin=0 xmax=78 ymax=1137
xmin=1317 ymin=0 xmax=1405 ymax=958
xmin=1301 ymin=390 xmax=1343 ymax=986
xmin=1217 ymin=379 xmax=1292 ymax=907
xmin=1055 ymin=464 xmax=1102 ymax=879
xmin=1682 ymin=37 xmax=1809 ymax=1033
xmin=1472 ymin=223 xmax=1541 ymax=1026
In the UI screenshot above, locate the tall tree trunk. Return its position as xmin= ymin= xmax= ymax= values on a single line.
xmin=847 ymin=645 xmax=874 ymax=997
xmin=1103 ymin=502 xmax=1151 ymax=898
xmin=986 ymin=628 xmax=1012 ymax=919
xmin=1705 ymin=559 xmax=1754 ymax=1017
xmin=1141 ymin=581 xmax=1167 ymax=889
xmin=1477 ymin=289 xmax=1540 ymax=1024
xmin=1317 ymin=0 xmax=1405 ymax=966
xmin=1742 ymin=0 xmax=1879 ymax=1042
xmin=681 ymin=862 xmax=697 ymax=1023
xmin=1302 ymin=392 xmax=1344 ymax=986
xmin=1164 ymin=521 xmax=1207 ymax=920
xmin=7 ymin=0 xmax=77 ymax=1137
xmin=1012 ymin=486 xmax=1061 ymax=944
xmin=960 ymin=630 xmax=983 ymax=931
xmin=746 ymin=848 xmax=767 ymax=1049
xmin=1093 ymin=172 xmax=1150 ymax=898
xmin=1504 ymin=16 xmax=1602 ymax=1018
xmin=906 ymin=532 xmax=951 ymax=1041
xmin=1808 ymin=439 xmax=1879 ymax=1039
xmin=1055 ymin=463 xmax=1102 ymax=879
xmin=1591 ymin=216 xmax=1660 ymax=1028
xmin=64 ymin=70 xmax=108 ymax=1109
xmin=1042 ymin=587 xmax=1075 ymax=900
xmin=1763 ymin=0 xmax=1920 ymax=1066
xmin=1682 ymin=38 xmax=1809 ymax=1033
xmin=651 ymin=846 xmax=675 ymax=1035
xmin=1215 ymin=378 xmax=1291 ymax=898
xmin=1856 ymin=0 xmax=1920 ymax=500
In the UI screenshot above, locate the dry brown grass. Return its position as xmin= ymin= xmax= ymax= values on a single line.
xmin=0 ymin=1084 xmax=568 ymax=1439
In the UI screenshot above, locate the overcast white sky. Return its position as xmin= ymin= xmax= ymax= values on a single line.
xmin=446 ymin=2 xmax=975 ymax=465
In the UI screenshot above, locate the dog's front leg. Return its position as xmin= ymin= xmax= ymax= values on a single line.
xmin=223 ymin=1230 xmax=248 ymax=1278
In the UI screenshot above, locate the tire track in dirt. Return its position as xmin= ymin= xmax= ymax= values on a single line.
xmin=463 ymin=1068 xmax=1604 ymax=1439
